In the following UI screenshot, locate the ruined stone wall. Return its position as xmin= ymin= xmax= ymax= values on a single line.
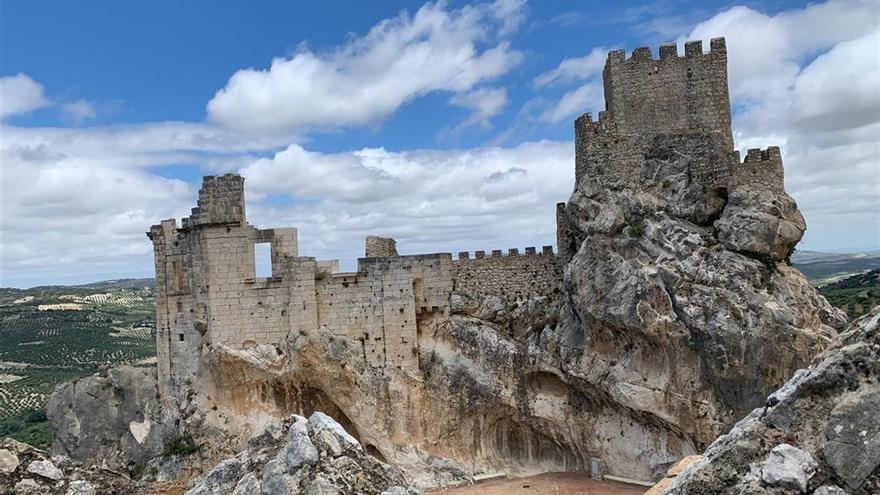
xmin=453 ymin=247 xmax=562 ymax=301
xmin=311 ymin=254 xmax=453 ymax=371
xmin=365 ymin=236 xmax=398 ymax=257
xmin=148 ymin=219 xmax=205 ymax=401
xmin=731 ymin=147 xmax=785 ymax=193
xmin=150 ymin=173 xmax=560 ymax=393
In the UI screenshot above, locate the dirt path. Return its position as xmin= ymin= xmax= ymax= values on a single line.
xmin=429 ymin=472 xmax=647 ymax=495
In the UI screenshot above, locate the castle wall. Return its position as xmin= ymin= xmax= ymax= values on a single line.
xmin=453 ymin=247 xmax=562 ymax=301
xmin=310 ymin=254 xmax=453 ymax=371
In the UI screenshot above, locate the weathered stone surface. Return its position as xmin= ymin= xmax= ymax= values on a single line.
xmin=813 ymin=486 xmax=849 ymax=495
xmin=716 ymin=188 xmax=806 ymax=260
xmin=13 ymin=478 xmax=42 ymax=494
xmin=26 ymin=460 xmax=63 ymax=481
xmin=0 ymin=448 xmax=19 ymax=474
xmin=660 ymin=307 xmax=880 ymax=495
xmin=183 ymin=412 xmax=418 ymax=495
xmin=286 ymin=415 xmax=318 ymax=470
xmin=824 ymin=385 xmax=880 ymax=491
xmin=65 ymin=480 xmax=96 ymax=495
xmin=0 ymin=438 xmax=147 ymax=495
xmin=45 ymin=366 xmax=177 ymax=471
xmin=760 ymin=444 xmax=816 ymax=493
xmin=232 ymin=472 xmax=260 ymax=495
xmin=184 ymin=457 xmax=243 ymax=495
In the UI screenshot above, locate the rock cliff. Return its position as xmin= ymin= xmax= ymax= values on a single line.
xmin=657 ymin=306 xmax=880 ymax=494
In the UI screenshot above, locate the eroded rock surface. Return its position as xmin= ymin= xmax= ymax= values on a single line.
xmin=45 ymin=366 xmax=178 ymax=471
xmin=183 ymin=411 xmax=417 ymax=495
xmin=658 ymin=307 xmax=880 ymax=494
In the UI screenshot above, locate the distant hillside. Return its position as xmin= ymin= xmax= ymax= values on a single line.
xmin=818 ymin=269 xmax=880 ymax=319
xmin=790 ymin=250 xmax=880 ymax=283
xmin=0 ymin=280 xmax=156 ymax=447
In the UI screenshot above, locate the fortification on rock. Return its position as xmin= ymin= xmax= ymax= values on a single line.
xmin=148 ymin=37 xmax=787 ymax=404
xmin=148 ymin=176 xmax=564 ymax=398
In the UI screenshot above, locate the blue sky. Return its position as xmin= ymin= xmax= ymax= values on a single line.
xmin=1 ymin=0 xmax=878 ymax=287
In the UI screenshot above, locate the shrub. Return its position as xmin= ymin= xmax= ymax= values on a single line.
xmin=162 ymin=436 xmax=198 ymax=458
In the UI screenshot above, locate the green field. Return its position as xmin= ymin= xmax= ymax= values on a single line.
xmin=0 ymin=279 xmax=156 ymax=448
xmin=818 ymin=269 xmax=880 ymax=319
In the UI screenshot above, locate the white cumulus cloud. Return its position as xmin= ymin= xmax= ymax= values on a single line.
xmin=206 ymin=0 xmax=525 ymax=135
xmin=0 ymin=73 xmax=50 ymax=119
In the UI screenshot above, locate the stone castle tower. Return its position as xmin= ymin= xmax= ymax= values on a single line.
xmin=574 ymin=37 xmax=783 ymax=195
xmin=148 ymin=37 xmax=787 ymax=404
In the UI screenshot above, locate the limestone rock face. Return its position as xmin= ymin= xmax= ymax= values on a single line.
xmin=45 ymin=366 xmax=178 ymax=471
xmin=182 ymin=411 xmax=417 ymax=495
xmin=561 ymin=133 xmax=846 ymax=454
xmin=659 ymin=307 xmax=880 ymax=494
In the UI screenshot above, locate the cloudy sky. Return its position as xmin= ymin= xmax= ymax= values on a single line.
xmin=1 ymin=0 xmax=878 ymax=287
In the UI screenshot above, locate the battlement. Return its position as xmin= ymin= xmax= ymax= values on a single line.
xmin=606 ymin=38 xmax=727 ymax=64
xmin=731 ymin=146 xmax=785 ymax=193
xmin=601 ymin=37 xmax=733 ymax=152
xmin=455 ymin=245 xmax=555 ymax=260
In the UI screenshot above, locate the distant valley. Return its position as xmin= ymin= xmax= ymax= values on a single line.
xmin=0 ymin=279 xmax=156 ymax=448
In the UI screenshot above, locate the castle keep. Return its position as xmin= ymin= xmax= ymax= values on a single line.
xmin=148 ymin=37 xmax=786 ymax=400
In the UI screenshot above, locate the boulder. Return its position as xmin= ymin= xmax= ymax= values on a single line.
xmin=26 ymin=459 xmax=63 ymax=481
xmin=0 ymin=448 xmax=20 ymax=474
xmin=824 ymin=385 xmax=880 ymax=491
xmin=286 ymin=415 xmax=318 ymax=470
xmin=65 ymin=480 xmax=97 ymax=495
xmin=45 ymin=366 xmax=178 ymax=470
xmin=184 ymin=411 xmax=418 ymax=495
xmin=760 ymin=444 xmax=816 ymax=493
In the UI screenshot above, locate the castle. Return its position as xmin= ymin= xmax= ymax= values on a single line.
xmin=148 ymin=37 xmax=786 ymax=401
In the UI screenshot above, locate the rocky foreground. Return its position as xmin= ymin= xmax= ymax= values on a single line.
xmin=1 ymin=412 xmax=417 ymax=495
xmin=655 ymin=306 xmax=880 ymax=494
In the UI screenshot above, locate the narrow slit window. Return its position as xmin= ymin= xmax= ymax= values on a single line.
xmin=178 ymin=333 xmax=184 ymax=342
xmin=254 ymin=242 xmax=272 ymax=278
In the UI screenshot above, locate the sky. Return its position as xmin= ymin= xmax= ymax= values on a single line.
xmin=1 ymin=0 xmax=878 ymax=287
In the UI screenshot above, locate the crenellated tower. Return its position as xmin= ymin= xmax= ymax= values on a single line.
xmin=573 ymin=37 xmax=785 ymax=196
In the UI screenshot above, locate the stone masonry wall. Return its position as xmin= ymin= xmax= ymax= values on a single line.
xmin=365 ymin=235 xmax=398 ymax=257
xmin=150 ymin=173 xmax=559 ymax=396
xmin=731 ymin=147 xmax=785 ymax=193
xmin=603 ymin=38 xmax=732 ymax=152
xmin=453 ymin=247 xmax=562 ymax=301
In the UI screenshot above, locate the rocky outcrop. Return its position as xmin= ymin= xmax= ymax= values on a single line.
xmin=45 ymin=366 xmax=178 ymax=472
xmin=0 ymin=437 xmax=138 ymax=494
xmin=183 ymin=411 xmax=417 ymax=495
xmin=560 ymin=132 xmax=845 ymax=464
xmin=657 ymin=306 xmax=880 ymax=494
